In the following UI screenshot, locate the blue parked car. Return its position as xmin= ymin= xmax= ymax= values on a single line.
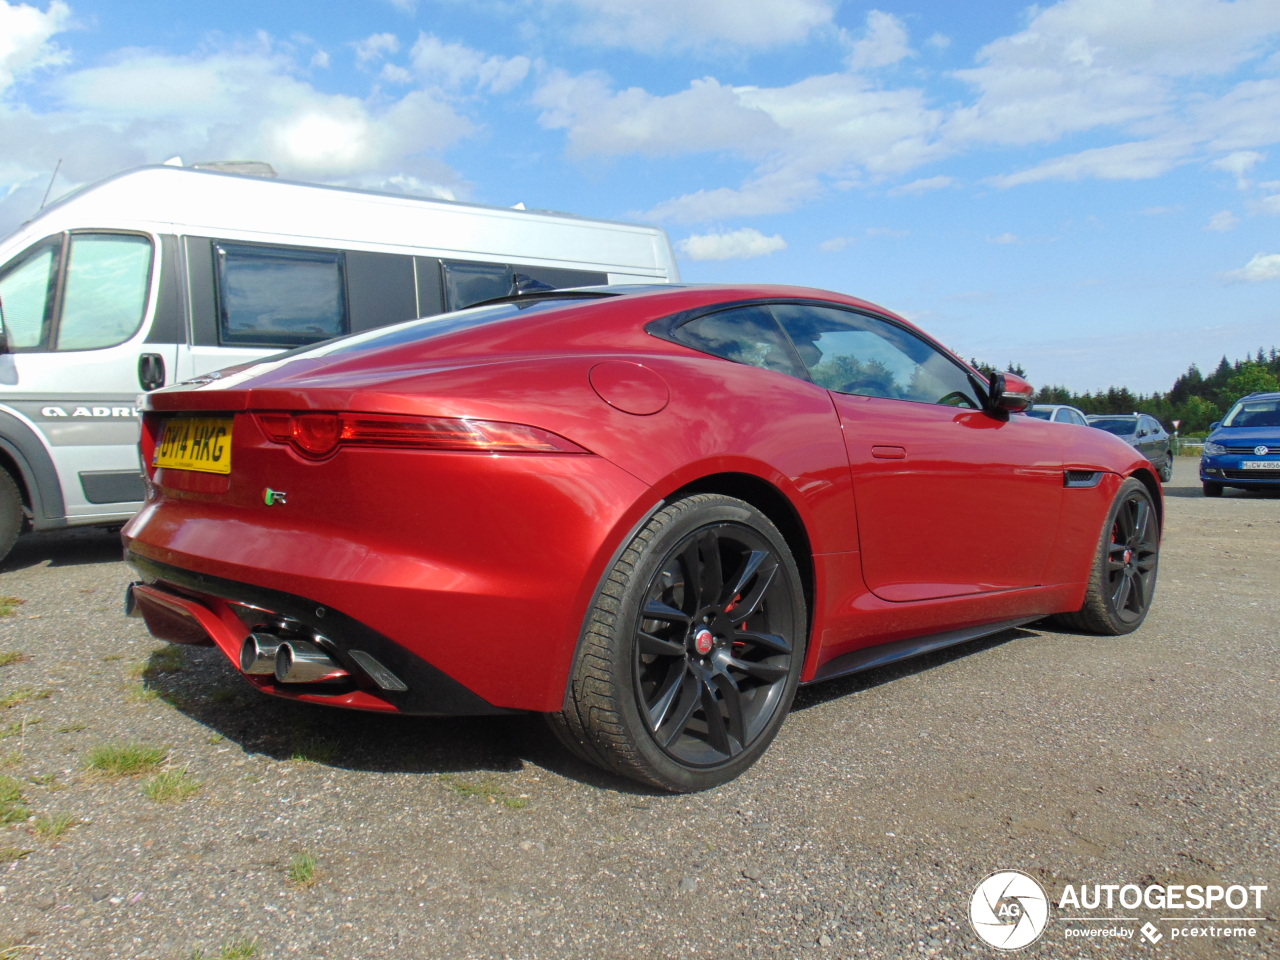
xmin=1200 ymin=391 xmax=1280 ymax=497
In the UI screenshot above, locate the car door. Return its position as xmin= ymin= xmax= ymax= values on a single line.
xmin=770 ymin=303 xmax=1064 ymax=602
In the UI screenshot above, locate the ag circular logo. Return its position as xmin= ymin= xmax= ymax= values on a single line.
xmin=1255 ymin=445 xmax=1270 ymax=456
xmin=969 ymin=870 xmax=1050 ymax=950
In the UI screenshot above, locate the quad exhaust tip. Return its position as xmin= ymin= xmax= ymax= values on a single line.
xmin=273 ymin=639 xmax=350 ymax=685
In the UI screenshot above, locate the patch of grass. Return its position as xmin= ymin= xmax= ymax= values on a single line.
xmin=143 ymin=767 xmax=200 ymax=803
xmin=55 ymin=723 xmax=88 ymax=734
xmin=124 ymin=683 xmax=159 ymax=703
xmin=27 ymin=774 xmax=57 ymax=787
xmin=0 ymin=846 xmax=32 ymax=863
xmin=210 ymin=688 xmax=239 ymax=705
xmin=0 ymin=775 xmax=30 ymax=824
xmin=0 ymin=688 xmax=52 ymax=710
xmin=0 ymin=651 xmax=27 ymax=667
xmin=437 ymin=774 xmax=529 ymax=809
xmin=0 ymin=940 xmax=35 ymax=960
xmin=189 ymin=938 xmax=259 ymax=960
xmin=288 ymin=736 xmax=338 ymax=765
xmin=0 ymin=718 xmax=40 ymax=740
xmin=84 ymin=742 xmax=167 ymax=778
xmin=32 ymin=812 xmax=77 ymax=840
xmin=100 ymin=655 xmax=129 ymax=662
xmin=0 ymin=751 xmax=18 ymax=769
xmin=0 ymin=597 xmax=25 ymax=617
xmin=287 ymin=851 xmax=318 ymax=887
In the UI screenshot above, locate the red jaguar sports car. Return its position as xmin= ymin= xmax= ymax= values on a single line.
xmin=123 ymin=284 xmax=1161 ymax=792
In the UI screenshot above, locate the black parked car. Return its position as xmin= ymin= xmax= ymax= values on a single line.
xmin=1086 ymin=414 xmax=1173 ymax=482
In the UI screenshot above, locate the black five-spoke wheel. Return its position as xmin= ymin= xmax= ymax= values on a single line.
xmin=552 ymin=494 xmax=806 ymax=792
xmin=1056 ymin=477 xmax=1160 ymax=635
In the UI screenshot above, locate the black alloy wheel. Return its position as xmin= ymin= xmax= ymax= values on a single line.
xmin=1055 ymin=477 xmax=1160 ymax=635
xmin=551 ymin=494 xmax=806 ymax=792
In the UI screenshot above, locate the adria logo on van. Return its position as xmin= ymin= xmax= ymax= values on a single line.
xmin=39 ymin=406 xmax=139 ymax=418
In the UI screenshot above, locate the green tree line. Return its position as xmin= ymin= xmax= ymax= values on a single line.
xmin=979 ymin=349 xmax=1280 ymax=435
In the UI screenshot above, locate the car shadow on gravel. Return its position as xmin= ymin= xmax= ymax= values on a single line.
xmin=792 ymin=626 xmax=1032 ymax=710
xmin=138 ymin=644 xmax=671 ymax=795
xmin=1 ymin=526 xmax=124 ymax=572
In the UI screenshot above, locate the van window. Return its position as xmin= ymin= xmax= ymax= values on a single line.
xmin=443 ymin=261 xmax=510 ymax=311
xmin=0 ymin=239 xmax=60 ymax=349
xmin=58 ymin=234 xmax=153 ymax=350
xmin=215 ymin=243 xmax=348 ymax=346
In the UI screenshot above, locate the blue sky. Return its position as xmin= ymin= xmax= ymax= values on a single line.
xmin=2 ymin=0 xmax=1279 ymax=394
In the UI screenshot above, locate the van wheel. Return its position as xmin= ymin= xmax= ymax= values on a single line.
xmin=0 ymin=470 xmax=23 ymax=563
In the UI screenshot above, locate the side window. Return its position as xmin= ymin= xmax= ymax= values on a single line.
xmin=672 ymin=306 xmax=807 ymax=379
xmin=442 ymin=261 xmax=510 ymax=311
xmin=772 ymin=303 xmax=981 ymax=408
xmin=1070 ymin=410 xmax=1088 ymax=426
xmin=442 ymin=261 xmax=610 ymax=311
xmin=0 ymin=238 xmax=60 ymax=349
xmin=215 ymin=243 xmax=347 ymax=346
xmin=57 ymin=234 xmax=153 ymax=350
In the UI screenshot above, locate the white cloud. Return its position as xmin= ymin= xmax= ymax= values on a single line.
xmin=551 ymin=0 xmax=836 ymax=53
xmin=385 ymin=0 xmax=416 ymax=11
xmin=1254 ymin=194 xmax=1280 ymax=215
xmin=887 ymin=175 xmax=953 ymax=196
xmin=409 ymin=33 xmax=531 ymax=93
xmin=354 ymin=33 xmax=399 ymax=66
xmin=946 ymin=0 xmax=1280 ymax=147
xmin=1206 ymin=210 xmax=1239 ymax=231
xmin=0 ymin=29 xmax=482 ymax=234
xmin=1224 ymin=252 xmax=1280 ymax=282
xmin=926 ymin=33 xmax=951 ymax=51
xmin=0 ymin=0 xmax=69 ymax=93
xmin=1211 ymin=149 xmax=1267 ymax=192
xmin=846 ymin=11 xmax=914 ymax=72
xmin=989 ymin=137 xmax=1193 ymax=187
xmin=820 ymin=236 xmax=856 ymax=252
xmin=675 ymin=228 xmax=786 ymax=261
xmin=988 ymin=233 xmax=1019 ymax=244
xmin=535 ymin=72 xmax=780 ymax=158
xmin=539 ymin=69 xmax=944 ymax=222
xmin=310 ymin=49 xmax=331 ymax=70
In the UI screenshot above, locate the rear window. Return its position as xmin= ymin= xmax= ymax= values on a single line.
xmin=298 ymin=294 xmax=612 ymax=360
xmin=1089 ymin=418 xmax=1138 ymax=436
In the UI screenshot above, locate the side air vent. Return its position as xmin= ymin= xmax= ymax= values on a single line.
xmin=1064 ymin=470 xmax=1103 ymax=488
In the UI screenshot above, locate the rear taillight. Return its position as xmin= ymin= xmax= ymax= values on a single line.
xmin=256 ymin=412 xmax=589 ymax=458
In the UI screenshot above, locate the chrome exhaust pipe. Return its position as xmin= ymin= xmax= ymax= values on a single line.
xmin=239 ymin=633 xmax=283 ymax=675
xmin=274 ymin=639 xmax=350 ymax=684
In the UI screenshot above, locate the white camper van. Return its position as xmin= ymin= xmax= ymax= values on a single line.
xmin=0 ymin=164 xmax=680 ymax=560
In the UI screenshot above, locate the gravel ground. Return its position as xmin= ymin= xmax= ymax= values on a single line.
xmin=0 ymin=458 xmax=1276 ymax=960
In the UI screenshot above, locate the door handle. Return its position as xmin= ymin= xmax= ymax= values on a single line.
xmin=871 ymin=445 xmax=907 ymax=459
xmin=139 ymin=353 xmax=166 ymax=391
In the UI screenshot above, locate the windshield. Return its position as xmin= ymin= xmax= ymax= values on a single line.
xmin=1025 ymin=409 xmax=1052 ymax=420
xmin=1089 ymin=418 xmax=1138 ymax=436
xmin=1222 ymin=398 xmax=1280 ymax=428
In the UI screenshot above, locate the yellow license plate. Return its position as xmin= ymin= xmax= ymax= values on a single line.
xmin=153 ymin=418 xmax=234 ymax=474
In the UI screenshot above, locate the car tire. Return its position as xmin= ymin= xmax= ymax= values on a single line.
xmin=1202 ymin=481 xmax=1223 ymax=498
xmin=1054 ymin=478 xmax=1159 ymax=636
xmin=550 ymin=493 xmax=807 ymax=792
xmin=0 ymin=470 xmax=23 ymax=564
xmin=1158 ymin=456 xmax=1173 ymax=483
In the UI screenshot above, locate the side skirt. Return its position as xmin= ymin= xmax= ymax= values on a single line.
xmin=806 ymin=616 xmax=1040 ymax=684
